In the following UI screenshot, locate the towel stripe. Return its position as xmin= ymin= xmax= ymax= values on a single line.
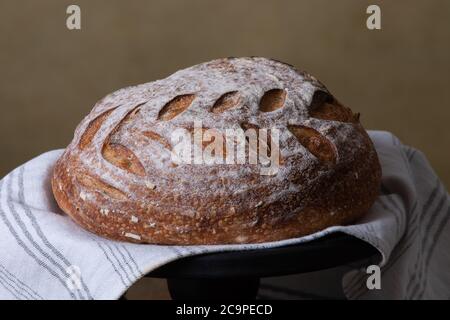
xmin=0 ymin=264 xmax=43 ymax=300
xmin=406 ymin=183 xmax=446 ymax=299
xmin=95 ymin=241 xmax=145 ymax=287
xmin=409 ymin=191 xmax=448 ymax=299
xmin=424 ymin=204 xmax=450 ymax=274
xmin=17 ymin=166 xmax=93 ymax=299
xmin=406 ymin=148 xmax=417 ymax=162
xmin=8 ymin=171 xmax=86 ymax=299
xmin=0 ymin=177 xmax=77 ymax=299
xmin=95 ymin=241 xmax=128 ymax=287
xmin=352 ymin=184 xmax=447 ymax=299
xmin=420 ymin=180 xmax=441 ymax=220
xmin=380 ymin=186 xmax=404 ymax=236
xmin=120 ymin=245 xmax=143 ymax=278
xmin=405 ymin=181 xmax=441 ymax=295
xmin=167 ymin=246 xmax=184 ymax=257
xmin=416 ymin=205 xmax=450 ymax=299
xmin=100 ymin=241 xmax=134 ymax=284
xmin=397 ymin=143 xmax=413 ymax=176
xmin=377 ymin=196 xmax=402 ymax=236
xmin=111 ymin=244 xmax=141 ymax=280
xmin=99 ymin=238 xmax=149 ymax=287
xmin=411 ymin=199 xmax=449 ymax=300
xmin=350 ymin=234 xmax=417 ymax=299
xmin=423 ymin=193 xmax=448 ymax=240
xmin=0 ymin=273 xmax=24 ymax=300
xmin=344 ymin=200 xmax=420 ymax=298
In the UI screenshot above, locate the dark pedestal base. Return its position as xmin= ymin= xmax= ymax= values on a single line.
xmin=120 ymin=233 xmax=379 ymax=300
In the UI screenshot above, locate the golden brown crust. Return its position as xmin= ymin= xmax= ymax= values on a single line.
xmin=51 ymin=57 xmax=381 ymax=245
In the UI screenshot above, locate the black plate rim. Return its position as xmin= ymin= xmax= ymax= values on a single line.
xmin=148 ymin=232 xmax=380 ymax=279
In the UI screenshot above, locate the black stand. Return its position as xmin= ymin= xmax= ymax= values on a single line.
xmin=126 ymin=233 xmax=379 ymax=300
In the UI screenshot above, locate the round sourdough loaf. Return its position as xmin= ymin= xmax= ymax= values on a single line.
xmin=52 ymin=57 xmax=381 ymax=244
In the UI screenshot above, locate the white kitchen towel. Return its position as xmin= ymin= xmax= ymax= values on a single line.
xmin=0 ymin=131 xmax=448 ymax=300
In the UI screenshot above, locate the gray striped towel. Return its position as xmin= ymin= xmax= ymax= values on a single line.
xmin=0 ymin=131 xmax=448 ymax=300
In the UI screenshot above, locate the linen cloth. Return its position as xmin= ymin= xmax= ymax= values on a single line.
xmin=0 ymin=131 xmax=448 ymax=300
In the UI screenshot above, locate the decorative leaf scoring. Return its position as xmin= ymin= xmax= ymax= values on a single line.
xmin=97 ymin=103 xmax=145 ymax=153
xmin=288 ymin=125 xmax=336 ymax=164
xmin=158 ymin=94 xmax=196 ymax=121
xmin=309 ymin=90 xmax=356 ymax=122
xmin=114 ymin=103 xmax=146 ymax=131
xmin=259 ymin=89 xmax=286 ymax=112
xmin=79 ymin=108 xmax=116 ymax=150
xmin=210 ymin=91 xmax=241 ymax=113
xmin=126 ymin=105 xmax=142 ymax=121
xmin=77 ymin=174 xmax=127 ymax=200
xmin=102 ymin=143 xmax=146 ymax=176
xmin=97 ymin=103 xmax=149 ymax=176
xmin=142 ymin=130 xmax=171 ymax=150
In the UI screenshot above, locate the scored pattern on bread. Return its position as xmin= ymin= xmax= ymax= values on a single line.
xmin=100 ymin=104 xmax=147 ymax=176
xmin=79 ymin=107 xmax=117 ymax=150
xmin=210 ymin=91 xmax=241 ymax=114
xmin=77 ymin=174 xmax=128 ymax=201
xmin=52 ymin=57 xmax=381 ymax=245
xmin=157 ymin=94 xmax=196 ymax=121
xmin=102 ymin=142 xmax=146 ymax=176
xmin=259 ymin=88 xmax=287 ymax=112
xmin=308 ymin=90 xmax=356 ymax=123
xmin=142 ymin=130 xmax=172 ymax=150
xmin=287 ymin=125 xmax=337 ymax=164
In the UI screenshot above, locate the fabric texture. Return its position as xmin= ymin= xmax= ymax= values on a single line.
xmin=0 ymin=131 xmax=448 ymax=300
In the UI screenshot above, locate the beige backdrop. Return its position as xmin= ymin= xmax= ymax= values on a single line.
xmin=1 ymin=0 xmax=449 ymax=188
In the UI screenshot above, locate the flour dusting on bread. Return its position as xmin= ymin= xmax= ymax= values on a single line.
xmin=51 ymin=57 xmax=381 ymax=244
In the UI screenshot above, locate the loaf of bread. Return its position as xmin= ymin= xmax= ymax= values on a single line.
xmin=52 ymin=57 xmax=381 ymax=245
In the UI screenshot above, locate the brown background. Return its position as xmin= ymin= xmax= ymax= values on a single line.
xmin=0 ymin=0 xmax=449 ymax=188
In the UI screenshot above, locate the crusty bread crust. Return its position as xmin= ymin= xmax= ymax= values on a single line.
xmin=51 ymin=57 xmax=381 ymax=244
